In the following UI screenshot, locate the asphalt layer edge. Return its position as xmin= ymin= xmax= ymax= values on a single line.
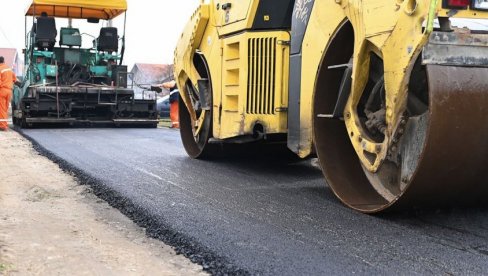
xmin=16 ymin=128 xmax=250 ymax=276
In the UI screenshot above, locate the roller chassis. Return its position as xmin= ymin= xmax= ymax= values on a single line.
xmin=175 ymin=0 xmax=488 ymax=213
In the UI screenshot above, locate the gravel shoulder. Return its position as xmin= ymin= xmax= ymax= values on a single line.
xmin=0 ymin=129 xmax=207 ymax=275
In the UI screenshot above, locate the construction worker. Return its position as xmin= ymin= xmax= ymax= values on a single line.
xmin=161 ymin=80 xmax=179 ymax=129
xmin=0 ymin=56 xmax=16 ymax=131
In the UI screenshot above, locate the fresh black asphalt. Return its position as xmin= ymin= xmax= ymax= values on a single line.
xmin=21 ymin=128 xmax=488 ymax=275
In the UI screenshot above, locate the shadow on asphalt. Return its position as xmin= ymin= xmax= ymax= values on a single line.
xmin=203 ymin=144 xmax=488 ymax=220
xmin=380 ymin=207 xmax=488 ymax=257
xmin=381 ymin=206 xmax=488 ymax=221
xmin=203 ymin=143 xmax=324 ymax=178
xmin=186 ymin=141 xmax=488 ymax=220
xmin=197 ymin=142 xmax=488 ymax=258
xmin=203 ymin=142 xmax=313 ymax=163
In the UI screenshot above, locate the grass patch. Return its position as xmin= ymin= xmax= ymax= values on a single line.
xmin=0 ymin=263 xmax=13 ymax=273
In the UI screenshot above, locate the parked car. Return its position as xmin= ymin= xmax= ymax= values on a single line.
xmin=157 ymin=95 xmax=170 ymax=118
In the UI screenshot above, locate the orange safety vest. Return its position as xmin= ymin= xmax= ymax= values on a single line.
xmin=0 ymin=64 xmax=16 ymax=91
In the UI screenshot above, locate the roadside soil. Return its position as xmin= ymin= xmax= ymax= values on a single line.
xmin=0 ymin=129 xmax=207 ymax=276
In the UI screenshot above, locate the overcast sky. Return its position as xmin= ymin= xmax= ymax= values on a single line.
xmin=0 ymin=0 xmax=200 ymax=67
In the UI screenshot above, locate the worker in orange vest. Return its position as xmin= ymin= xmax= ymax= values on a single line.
xmin=161 ymin=80 xmax=179 ymax=129
xmin=0 ymin=56 xmax=17 ymax=131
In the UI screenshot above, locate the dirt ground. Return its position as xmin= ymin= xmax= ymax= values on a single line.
xmin=0 ymin=129 xmax=207 ymax=276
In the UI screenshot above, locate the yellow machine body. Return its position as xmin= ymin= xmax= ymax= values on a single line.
xmin=175 ymin=1 xmax=290 ymax=140
xmin=175 ymin=0 xmax=488 ymax=213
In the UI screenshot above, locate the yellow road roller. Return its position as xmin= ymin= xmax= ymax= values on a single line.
xmin=174 ymin=0 xmax=488 ymax=213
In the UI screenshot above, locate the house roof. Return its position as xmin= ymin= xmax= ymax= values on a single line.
xmin=0 ymin=48 xmax=17 ymax=68
xmin=131 ymin=63 xmax=173 ymax=83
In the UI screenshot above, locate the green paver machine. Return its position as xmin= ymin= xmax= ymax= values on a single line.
xmin=12 ymin=0 xmax=158 ymax=127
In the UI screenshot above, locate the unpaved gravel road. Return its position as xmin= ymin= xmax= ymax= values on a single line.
xmin=0 ymin=130 xmax=207 ymax=276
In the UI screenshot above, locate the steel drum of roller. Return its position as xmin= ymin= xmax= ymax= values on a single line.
xmin=315 ymin=57 xmax=488 ymax=213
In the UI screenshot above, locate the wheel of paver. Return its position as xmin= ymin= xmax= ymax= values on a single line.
xmin=11 ymin=102 xmax=18 ymax=126
xmin=20 ymin=116 xmax=29 ymax=128
xmin=14 ymin=117 xmax=21 ymax=127
xmin=15 ymin=108 xmax=29 ymax=128
xmin=12 ymin=115 xmax=18 ymax=127
xmin=313 ymin=24 xmax=488 ymax=213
